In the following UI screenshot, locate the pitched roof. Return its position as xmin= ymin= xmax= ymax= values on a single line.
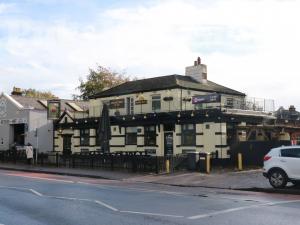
xmin=90 ymin=74 xmax=245 ymax=99
xmin=10 ymin=95 xmax=89 ymax=112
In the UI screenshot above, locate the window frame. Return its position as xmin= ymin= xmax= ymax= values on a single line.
xmin=181 ymin=124 xmax=196 ymax=146
xmin=80 ymin=129 xmax=90 ymax=146
xmin=144 ymin=125 xmax=157 ymax=146
xmin=152 ymin=95 xmax=161 ymax=112
xmin=125 ymin=127 xmax=137 ymax=145
xmin=281 ymin=148 xmax=300 ymax=158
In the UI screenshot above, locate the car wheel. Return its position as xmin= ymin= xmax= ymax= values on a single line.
xmin=269 ymin=170 xmax=287 ymax=188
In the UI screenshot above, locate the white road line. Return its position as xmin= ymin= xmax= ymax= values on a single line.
xmin=264 ymin=199 xmax=300 ymax=206
xmin=94 ymin=200 xmax=119 ymax=212
xmin=7 ymin=174 xmax=74 ymax=183
xmin=188 ymin=205 xmax=260 ymax=219
xmin=120 ymin=210 xmax=184 ymax=218
xmin=188 ymin=199 xmax=300 ymax=220
xmin=29 ymin=189 xmax=43 ymax=197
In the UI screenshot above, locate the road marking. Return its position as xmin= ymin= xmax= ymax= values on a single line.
xmin=264 ymin=199 xmax=300 ymax=206
xmin=94 ymin=200 xmax=119 ymax=212
xmin=188 ymin=199 xmax=300 ymax=220
xmin=120 ymin=210 xmax=184 ymax=218
xmin=29 ymin=189 xmax=43 ymax=197
xmin=7 ymin=174 xmax=74 ymax=183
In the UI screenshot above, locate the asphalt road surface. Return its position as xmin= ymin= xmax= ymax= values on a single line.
xmin=0 ymin=169 xmax=300 ymax=225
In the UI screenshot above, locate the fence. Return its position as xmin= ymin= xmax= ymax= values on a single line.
xmin=0 ymin=150 xmax=188 ymax=174
xmin=228 ymin=140 xmax=291 ymax=167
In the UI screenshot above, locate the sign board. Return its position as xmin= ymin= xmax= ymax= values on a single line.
xmin=109 ymin=99 xmax=125 ymax=109
xmin=192 ymin=93 xmax=220 ymax=104
xmin=47 ymin=100 xmax=61 ymax=120
xmin=164 ymin=132 xmax=173 ymax=156
xmin=0 ymin=118 xmax=28 ymax=125
xmin=135 ymin=100 xmax=147 ymax=105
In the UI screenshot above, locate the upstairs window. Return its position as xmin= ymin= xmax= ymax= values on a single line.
xmin=80 ymin=129 xmax=90 ymax=146
xmin=126 ymin=97 xmax=134 ymax=115
xmin=226 ymin=98 xmax=234 ymax=108
xmin=152 ymin=95 xmax=161 ymax=112
xmin=144 ymin=125 xmax=156 ymax=146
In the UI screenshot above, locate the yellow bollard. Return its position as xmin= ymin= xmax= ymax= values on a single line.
xmin=165 ymin=159 xmax=170 ymax=174
xmin=206 ymin=154 xmax=211 ymax=173
xmin=238 ymin=153 xmax=243 ymax=171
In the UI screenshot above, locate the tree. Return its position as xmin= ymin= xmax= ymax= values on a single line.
xmin=23 ymin=88 xmax=58 ymax=99
xmin=74 ymin=65 xmax=132 ymax=100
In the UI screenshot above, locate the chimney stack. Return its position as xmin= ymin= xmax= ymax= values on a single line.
xmin=185 ymin=57 xmax=207 ymax=83
xmin=11 ymin=87 xmax=23 ymax=96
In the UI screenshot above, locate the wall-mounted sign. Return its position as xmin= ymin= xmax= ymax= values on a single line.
xmin=47 ymin=100 xmax=61 ymax=120
xmin=0 ymin=118 xmax=28 ymax=125
xmin=163 ymin=96 xmax=173 ymax=101
xmin=109 ymin=99 xmax=125 ymax=109
xmin=192 ymin=93 xmax=220 ymax=104
xmin=135 ymin=100 xmax=147 ymax=105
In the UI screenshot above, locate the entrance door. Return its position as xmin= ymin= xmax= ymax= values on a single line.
xmin=63 ymin=135 xmax=72 ymax=155
xmin=164 ymin=132 xmax=173 ymax=156
xmin=13 ymin=124 xmax=25 ymax=145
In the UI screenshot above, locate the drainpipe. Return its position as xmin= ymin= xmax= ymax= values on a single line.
xmin=180 ymin=88 xmax=182 ymax=111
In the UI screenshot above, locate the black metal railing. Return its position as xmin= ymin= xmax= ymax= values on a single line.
xmin=0 ymin=150 xmax=188 ymax=174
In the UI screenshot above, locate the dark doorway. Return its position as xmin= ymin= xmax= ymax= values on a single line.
xmin=63 ymin=135 xmax=72 ymax=156
xmin=13 ymin=124 xmax=25 ymax=145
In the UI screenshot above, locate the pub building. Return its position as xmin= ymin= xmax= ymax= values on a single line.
xmin=54 ymin=58 xmax=286 ymax=159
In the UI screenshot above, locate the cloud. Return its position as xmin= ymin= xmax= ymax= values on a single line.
xmin=0 ymin=0 xmax=300 ymax=110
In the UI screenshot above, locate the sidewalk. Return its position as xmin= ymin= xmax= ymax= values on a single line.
xmin=0 ymin=162 xmax=298 ymax=194
xmin=0 ymin=163 xmax=139 ymax=180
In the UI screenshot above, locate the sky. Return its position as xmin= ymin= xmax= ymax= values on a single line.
xmin=0 ymin=0 xmax=300 ymax=110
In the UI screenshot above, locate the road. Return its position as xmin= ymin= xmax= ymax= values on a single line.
xmin=0 ymin=169 xmax=299 ymax=225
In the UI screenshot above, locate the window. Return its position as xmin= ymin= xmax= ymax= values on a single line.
xmin=126 ymin=127 xmax=137 ymax=145
xmin=95 ymin=128 xmax=100 ymax=146
xmin=194 ymin=103 xmax=203 ymax=110
xmin=181 ymin=124 xmax=196 ymax=146
xmin=80 ymin=129 xmax=90 ymax=146
xmin=126 ymin=97 xmax=134 ymax=115
xmin=152 ymin=95 xmax=161 ymax=111
xmin=281 ymin=148 xmax=300 ymax=158
xmin=144 ymin=126 xmax=156 ymax=146
xmin=226 ymin=98 xmax=234 ymax=108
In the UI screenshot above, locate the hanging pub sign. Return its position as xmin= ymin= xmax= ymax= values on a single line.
xmin=109 ymin=98 xmax=125 ymax=109
xmin=192 ymin=93 xmax=220 ymax=104
xmin=47 ymin=100 xmax=61 ymax=120
xmin=135 ymin=99 xmax=147 ymax=105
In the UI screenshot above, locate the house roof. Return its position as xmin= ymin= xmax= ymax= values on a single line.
xmin=10 ymin=95 xmax=89 ymax=112
xmin=90 ymin=74 xmax=245 ymax=99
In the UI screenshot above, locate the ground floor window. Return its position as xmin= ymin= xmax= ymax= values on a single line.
xmin=80 ymin=129 xmax=90 ymax=146
xmin=181 ymin=124 xmax=196 ymax=146
xmin=95 ymin=128 xmax=100 ymax=146
xmin=126 ymin=127 xmax=137 ymax=145
xmin=144 ymin=125 xmax=156 ymax=146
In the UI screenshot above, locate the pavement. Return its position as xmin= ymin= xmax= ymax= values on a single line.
xmin=0 ymin=162 xmax=299 ymax=194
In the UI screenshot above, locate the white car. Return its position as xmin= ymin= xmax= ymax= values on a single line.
xmin=263 ymin=146 xmax=300 ymax=188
